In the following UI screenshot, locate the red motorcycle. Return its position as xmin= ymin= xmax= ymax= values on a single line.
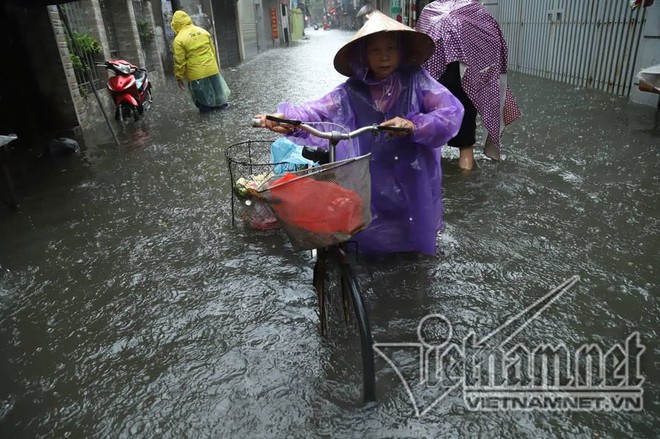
xmin=98 ymin=59 xmax=152 ymax=122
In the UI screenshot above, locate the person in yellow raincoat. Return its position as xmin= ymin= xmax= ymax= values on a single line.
xmin=170 ymin=10 xmax=231 ymax=112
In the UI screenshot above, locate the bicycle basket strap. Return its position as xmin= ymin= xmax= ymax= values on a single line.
xmin=260 ymin=154 xmax=372 ymax=250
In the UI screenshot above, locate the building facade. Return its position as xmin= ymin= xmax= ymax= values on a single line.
xmin=485 ymin=0 xmax=659 ymax=108
xmin=0 ymin=0 xmax=655 ymax=147
xmin=0 ymin=0 xmax=167 ymax=142
xmin=410 ymin=0 xmax=659 ymax=107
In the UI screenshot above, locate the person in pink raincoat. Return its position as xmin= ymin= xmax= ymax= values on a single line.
xmin=417 ymin=0 xmax=521 ymax=170
xmin=255 ymin=11 xmax=464 ymax=256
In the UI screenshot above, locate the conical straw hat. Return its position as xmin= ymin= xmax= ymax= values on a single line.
xmin=333 ymin=10 xmax=435 ymax=77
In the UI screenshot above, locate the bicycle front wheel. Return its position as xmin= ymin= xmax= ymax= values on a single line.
xmin=313 ymin=246 xmax=376 ymax=402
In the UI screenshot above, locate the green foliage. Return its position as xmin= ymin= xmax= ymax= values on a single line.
xmin=70 ymin=53 xmax=83 ymax=71
xmin=66 ymin=31 xmax=102 ymax=75
xmin=137 ymin=19 xmax=154 ymax=42
xmin=70 ymin=31 xmax=102 ymax=55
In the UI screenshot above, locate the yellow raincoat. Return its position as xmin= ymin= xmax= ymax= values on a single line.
xmin=171 ymin=10 xmax=220 ymax=81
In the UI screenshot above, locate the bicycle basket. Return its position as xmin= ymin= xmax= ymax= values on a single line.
xmin=225 ymin=139 xmax=313 ymax=231
xmin=257 ymin=154 xmax=372 ymax=250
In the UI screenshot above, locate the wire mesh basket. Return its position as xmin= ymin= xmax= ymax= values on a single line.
xmin=225 ymin=140 xmax=286 ymax=231
xmin=225 ymin=139 xmax=371 ymax=250
xmin=257 ymin=154 xmax=372 ymax=250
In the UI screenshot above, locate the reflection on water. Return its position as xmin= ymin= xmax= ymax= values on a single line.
xmin=0 ymin=30 xmax=658 ymax=437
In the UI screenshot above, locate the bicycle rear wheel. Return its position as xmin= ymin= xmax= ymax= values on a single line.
xmin=313 ymin=246 xmax=375 ymax=402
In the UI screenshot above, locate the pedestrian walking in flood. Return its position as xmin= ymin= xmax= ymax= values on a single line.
xmin=416 ymin=0 xmax=521 ymax=170
xmin=170 ymin=10 xmax=231 ymax=113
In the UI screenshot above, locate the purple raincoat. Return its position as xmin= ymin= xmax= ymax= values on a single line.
xmin=277 ymin=63 xmax=463 ymax=255
xmin=416 ymin=0 xmax=521 ymax=159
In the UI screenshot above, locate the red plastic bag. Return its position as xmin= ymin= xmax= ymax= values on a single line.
xmin=269 ymin=173 xmax=364 ymax=234
xmin=242 ymin=201 xmax=279 ymax=230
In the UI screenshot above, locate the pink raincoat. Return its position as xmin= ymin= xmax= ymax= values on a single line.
xmin=417 ymin=0 xmax=521 ymax=159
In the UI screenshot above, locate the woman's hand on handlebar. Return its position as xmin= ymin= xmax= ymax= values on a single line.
xmin=380 ymin=117 xmax=414 ymax=137
xmin=253 ymin=113 xmax=297 ymax=134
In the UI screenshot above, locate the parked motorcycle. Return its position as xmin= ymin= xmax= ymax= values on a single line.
xmin=98 ymin=59 xmax=152 ymax=122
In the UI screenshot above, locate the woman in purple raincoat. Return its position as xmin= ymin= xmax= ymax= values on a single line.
xmin=255 ymin=11 xmax=463 ymax=255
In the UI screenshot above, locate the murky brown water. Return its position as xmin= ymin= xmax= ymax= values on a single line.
xmin=1 ymin=29 xmax=658 ymax=437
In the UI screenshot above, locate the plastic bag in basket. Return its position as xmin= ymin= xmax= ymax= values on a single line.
xmin=242 ymin=200 xmax=279 ymax=230
xmin=268 ymin=173 xmax=364 ymax=235
xmin=270 ymin=138 xmax=318 ymax=174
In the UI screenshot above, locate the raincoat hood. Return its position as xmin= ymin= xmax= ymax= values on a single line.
xmin=171 ymin=10 xmax=193 ymax=35
xmin=333 ymin=10 xmax=435 ymax=77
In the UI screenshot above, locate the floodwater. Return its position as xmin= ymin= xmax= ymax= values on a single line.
xmin=1 ymin=29 xmax=658 ymax=437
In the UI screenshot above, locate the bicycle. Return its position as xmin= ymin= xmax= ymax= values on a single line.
xmin=226 ymin=115 xmax=410 ymax=402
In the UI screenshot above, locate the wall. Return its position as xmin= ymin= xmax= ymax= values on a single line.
xmin=238 ymin=0 xmax=259 ymax=59
xmin=20 ymin=5 xmax=81 ymax=137
xmin=107 ymin=0 xmax=145 ymax=67
xmin=290 ymin=7 xmax=303 ymax=40
xmin=60 ymin=0 xmax=165 ymax=131
xmin=0 ymin=2 xmax=81 ymax=141
xmin=278 ymin=2 xmax=290 ymax=45
xmin=1 ymin=0 xmax=168 ymax=142
xmin=488 ymin=0 xmax=658 ymax=108
xmin=210 ymin=0 xmax=242 ymax=67
xmin=262 ymin=0 xmax=282 ymax=49
xmin=629 ymin=3 xmax=659 ymax=107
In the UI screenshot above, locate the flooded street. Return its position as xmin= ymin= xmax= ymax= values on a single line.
xmin=1 ymin=29 xmax=658 ymax=437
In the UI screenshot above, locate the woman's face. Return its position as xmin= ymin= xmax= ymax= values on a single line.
xmin=366 ymin=33 xmax=400 ymax=80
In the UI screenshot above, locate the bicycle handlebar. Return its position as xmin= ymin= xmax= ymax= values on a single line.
xmin=251 ymin=115 xmax=411 ymax=140
xmin=252 ymin=114 xmax=412 ymax=163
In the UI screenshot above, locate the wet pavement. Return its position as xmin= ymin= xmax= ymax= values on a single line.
xmin=0 ymin=29 xmax=659 ymax=437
